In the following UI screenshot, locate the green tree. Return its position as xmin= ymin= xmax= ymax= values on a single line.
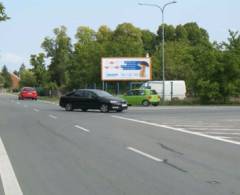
xmin=183 ymin=22 xmax=209 ymax=46
xmin=42 ymin=26 xmax=72 ymax=86
xmin=96 ymin=25 xmax=113 ymax=57
xmin=141 ymin=30 xmax=157 ymax=55
xmin=191 ymin=45 xmax=222 ymax=102
xmin=0 ymin=2 xmax=9 ymax=22
xmin=111 ymin=23 xmax=144 ymax=56
xmin=68 ymin=26 xmax=101 ymax=89
xmin=175 ymin=25 xmax=188 ymax=41
xmin=19 ymin=63 xmax=26 ymax=75
xmin=0 ymin=73 xmax=5 ymax=88
xmin=19 ymin=70 xmax=37 ymax=87
xmin=30 ymin=53 xmax=47 ymax=86
xmin=1 ymin=65 xmax=12 ymax=88
xmin=218 ymin=31 xmax=240 ymax=101
xmin=157 ymin=24 xmax=176 ymax=42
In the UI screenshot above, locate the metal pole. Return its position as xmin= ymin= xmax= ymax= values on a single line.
xmin=138 ymin=1 xmax=176 ymax=103
xmin=162 ymin=9 xmax=165 ymax=102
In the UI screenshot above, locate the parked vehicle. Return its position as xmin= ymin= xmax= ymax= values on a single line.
xmin=141 ymin=80 xmax=186 ymax=100
xmin=18 ymin=87 xmax=38 ymax=100
xmin=59 ymin=89 xmax=128 ymax=112
xmin=121 ymin=89 xmax=160 ymax=106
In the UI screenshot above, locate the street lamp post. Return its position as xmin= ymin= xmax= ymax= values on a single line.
xmin=138 ymin=1 xmax=177 ymax=102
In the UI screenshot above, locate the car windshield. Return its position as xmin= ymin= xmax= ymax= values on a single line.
xmin=94 ymin=90 xmax=113 ymax=97
xmin=22 ymin=87 xmax=35 ymax=92
xmin=151 ymin=90 xmax=157 ymax=95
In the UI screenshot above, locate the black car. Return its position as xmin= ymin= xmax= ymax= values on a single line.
xmin=59 ymin=89 xmax=128 ymax=112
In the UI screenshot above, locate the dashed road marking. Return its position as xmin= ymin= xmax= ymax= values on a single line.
xmin=0 ymin=137 xmax=23 ymax=195
xmin=48 ymin=114 xmax=57 ymax=119
xmin=74 ymin=125 xmax=90 ymax=133
xmin=33 ymin=108 xmax=39 ymax=112
xmin=127 ymin=147 xmax=163 ymax=162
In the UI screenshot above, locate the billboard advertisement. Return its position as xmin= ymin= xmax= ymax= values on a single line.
xmin=101 ymin=58 xmax=152 ymax=81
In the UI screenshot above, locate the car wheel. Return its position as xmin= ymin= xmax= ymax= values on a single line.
xmin=142 ymin=100 xmax=150 ymax=106
xmin=65 ymin=103 xmax=73 ymax=111
xmin=116 ymin=109 xmax=123 ymax=112
xmin=152 ymin=102 xmax=159 ymax=106
xmin=82 ymin=108 xmax=88 ymax=112
xmin=100 ymin=104 xmax=109 ymax=113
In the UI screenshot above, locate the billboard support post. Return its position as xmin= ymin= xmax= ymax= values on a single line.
xmin=102 ymin=81 xmax=105 ymax=90
xmin=116 ymin=82 xmax=120 ymax=95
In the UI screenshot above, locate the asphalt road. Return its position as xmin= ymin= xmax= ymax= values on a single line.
xmin=0 ymin=94 xmax=240 ymax=195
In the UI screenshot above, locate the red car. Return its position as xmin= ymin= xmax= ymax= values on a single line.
xmin=18 ymin=87 xmax=38 ymax=100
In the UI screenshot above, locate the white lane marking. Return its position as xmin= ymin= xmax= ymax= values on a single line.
xmin=172 ymin=125 xmax=223 ymax=128
xmin=226 ymin=119 xmax=240 ymax=122
xmin=190 ymin=128 xmax=240 ymax=131
xmin=112 ymin=116 xmax=240 ymax=146
xmin=127 ymin=147 xmax=163 ymax=162
xmin=33 ymin=108 xmax=39 ymax=112
xmin=38 ymin=100 xmax=58 ymax=105
xmin=0 ymin=137 xmax=23 ymax=195
xmin=216 ymin=136 xmax=231 ymax=139
xmin=48 ymin=114 xmax=57 ymax=119
xmin=206 ymin=132 xmax=240 ymax=135
xmin=16 ymin=102 xmax=20 ymax=105
xmin=23 ymin=105 xmax=28 ymax=108
xmin=74 ymin=125 xmax=90 ymax=133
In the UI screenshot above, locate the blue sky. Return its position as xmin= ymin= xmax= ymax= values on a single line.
xmin=0 ymin=0 xmax=239 ymax=71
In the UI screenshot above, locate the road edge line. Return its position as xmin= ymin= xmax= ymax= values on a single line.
xmin=0 ymin=137 xmax=23 ymax=195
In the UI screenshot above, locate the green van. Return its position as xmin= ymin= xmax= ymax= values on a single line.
xmin=121 ymin=89 xmax=160 ymax=106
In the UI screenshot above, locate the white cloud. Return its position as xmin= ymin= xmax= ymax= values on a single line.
xmin=0 ymin=52 xmax=27 ymax=71
xmin=0 ymin=52 xmax=23 ymax=64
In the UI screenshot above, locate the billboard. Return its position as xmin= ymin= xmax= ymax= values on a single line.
xmin=101 ymin=58 xmax=152 ymax=81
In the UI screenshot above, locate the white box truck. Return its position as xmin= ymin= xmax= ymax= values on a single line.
xmin=141 ymin=80 xmax=186 ymax=100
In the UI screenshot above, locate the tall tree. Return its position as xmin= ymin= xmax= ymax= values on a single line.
xmin=0 ymin=73 xmax=4 ymax=88
xmin=19 ymin=63 xmax=26 ymax=75
xmin=1 ymin=65 xmax=12 ymax=88
xmin=30 ymin=53 xmax=47 ymax=86
xmin=96 ymin=25 xmax=113 ymax=57
xmin=42 ymin=26 xmax=72 ymax=86
xmin=157 ymin=24 xmax=176 ymax=42
xmin=19 ymin=70 xmax=37 ymax=87
xmin=218 ymin=31 xmax=240 ymax=101
xmin=111 ymin=23 xmax=144 ymax=56
xmin=141 ymin=29 xmax=157 ymax=56
xmin=68 ymin=26 xmax=101 ymax=89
